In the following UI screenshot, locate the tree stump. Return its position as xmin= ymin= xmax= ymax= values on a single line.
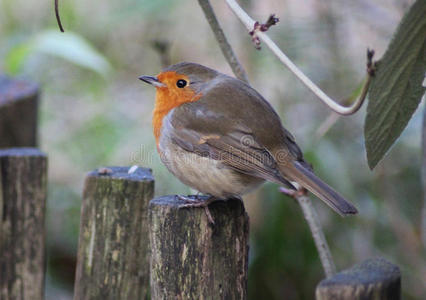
xmin=149 ymin=195 xmax=250 ymax=300
xmin=73 ymin=166 xmax=154 ymax=300
xmin=316 ymin=257 xmax=401 ymax=300
xmin=0 ymin=76 xmax=39 ymax=148
xmin=0 ymin=148 xmax=47 ymax=300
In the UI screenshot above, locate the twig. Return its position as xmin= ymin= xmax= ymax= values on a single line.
xmin=198 ymin=0 xmax=249 ymax=83
xmin=249 ymin=14 xmax=279 ymax=50
xmin=225 ymin=0 xmax=375 ymax=116
xmin=314 ymin=74 xmax=371 ymax=140
xmin=314 ymin=112 xmax=340 ymax=142
xmin=422 ymin=102 xmax=426 ymax=248
xmin=55 ymin=0 xmax=65 ymax=32
xmin=280 ymin=187 xmax=336 ymax=278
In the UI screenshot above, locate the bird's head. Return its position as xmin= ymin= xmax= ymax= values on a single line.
xmin=139 ymin=62 xmax=218 ymax=144
xmin=139 ymin=62 xmax=219 ymax=106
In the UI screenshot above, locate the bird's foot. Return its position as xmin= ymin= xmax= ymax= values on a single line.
xmin=177 ymin=195 xmax=217 ymax=224
xmin=176 ymin=194 xmax=203 ymax=203
xmin=279 ymin=186 xmax=307 ymax=198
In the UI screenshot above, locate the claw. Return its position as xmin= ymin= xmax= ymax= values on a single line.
xmin=204 ymin=206 xmax=215 ymax=224
xmin=177 ymin=195 xmax=217 ymax=224
xmin=279 ymin=186 xmax=307 ymax=198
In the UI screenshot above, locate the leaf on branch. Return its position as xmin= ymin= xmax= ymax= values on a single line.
xmin=33 ymin=31 xmax=112 ymax=76
xmin=5 ymin=30 xmax=112 ymax=77
xmin=364 ymin=0 xmax=426 ymax=170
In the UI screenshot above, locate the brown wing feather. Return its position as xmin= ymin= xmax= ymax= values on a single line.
xmin=169 ymin=126 xmax=295 ymax=188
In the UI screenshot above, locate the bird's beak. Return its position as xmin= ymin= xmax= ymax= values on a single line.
xmin=138 ymin=75 xmax=166 ymax=88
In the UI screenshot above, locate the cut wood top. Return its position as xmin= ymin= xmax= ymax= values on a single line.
xmin=0 ymin=147 xmax=46 ymax=157
xmin=150 ymin=194 xmax=212 ymax=206
xmin=317 ymin=257 xmax=401 ymax=287
xmin=0 ymin=76 xmax=39 ymax=106
xmin=87 ymin=166 xmax=154 ymax=182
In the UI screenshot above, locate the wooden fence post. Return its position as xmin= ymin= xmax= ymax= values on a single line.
xmin=0 ymin=148 xmax=47 ymax=300
xmin=74 ymin=166 xmax=154 ymax=300
xmin=149 ymin=195 xmax=249 ymax=300
xmin=316 ymin=257 xmax=401 ymax=300
xmin=0 ymin=76 xmax=39 ymax=148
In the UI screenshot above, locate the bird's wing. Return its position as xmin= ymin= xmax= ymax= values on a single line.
xmin=164 ymin=107 xmax=295 ymax=188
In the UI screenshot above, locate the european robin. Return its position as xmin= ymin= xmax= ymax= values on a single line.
xmin=139 ymin=62 xmax=357 ymax=219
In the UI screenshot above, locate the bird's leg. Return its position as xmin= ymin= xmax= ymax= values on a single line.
xmin=177 ymin=194 xmax=217 ymax=224
xmin=279 ymin=186 xmax=307 ymax=198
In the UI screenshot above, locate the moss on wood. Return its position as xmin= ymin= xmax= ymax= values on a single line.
xmin=316 ymin=258 xmax=401 ymax=300
xmin=74 ymin=166 xmax=154 ymax=300
xmin=0 ymin=148 xmax=47 ymax=300
xmin=0 ymin=77 xmax=39 ymax=148
xmin=149 ymin=196 xmax=249 ymax=300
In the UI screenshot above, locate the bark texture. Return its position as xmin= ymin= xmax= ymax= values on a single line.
xmin=0 ymin=76 xmax=39 ymax=148
xmin=73 ymin=166 xmax=154 ymax=300
xmin=316 ymin=257 xmax=401 ymax=300
xmin=0 ymin=148 xmax=47 ymax=300
xmin=149 ymin=196 xmax=249 ymax=300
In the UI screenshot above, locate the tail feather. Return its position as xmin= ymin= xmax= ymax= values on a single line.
xmin=283 ymin=161 xmax=358 ymax=216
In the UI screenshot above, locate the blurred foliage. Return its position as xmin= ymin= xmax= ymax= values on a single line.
xmin=5 ymin=30 xmax=112 ymax=76
xmin=249 ymin=185 xmax=322 ymax=300
xmin=365 ymin=0 xmax=426 ymax=169
xmin=0 ymin=0 xmax=424 ymax=299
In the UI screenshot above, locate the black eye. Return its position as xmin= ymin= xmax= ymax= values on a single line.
xmin=176 ymin=79 xmax=187 ymax=88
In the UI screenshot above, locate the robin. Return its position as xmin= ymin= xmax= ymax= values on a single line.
xmin=139 ymin=62 xmax=357 ymax=221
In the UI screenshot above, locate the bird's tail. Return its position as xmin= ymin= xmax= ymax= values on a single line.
xmin=281 ymin=161 xmax=358 ymax=216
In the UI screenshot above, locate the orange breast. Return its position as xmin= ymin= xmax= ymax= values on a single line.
xmin=152 ymin=71 xmax=202 ymax=148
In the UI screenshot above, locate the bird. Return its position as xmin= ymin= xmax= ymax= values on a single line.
xmin=139 ymin=62 xmax=357 ymax=221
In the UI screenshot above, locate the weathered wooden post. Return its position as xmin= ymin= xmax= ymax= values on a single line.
xmin=0 ymin=76 xmax=39 ymax=148
xmin=316 ymin=257 xmax=401 ymax=300
xmin=149 ymin=196 xmax=249 ymax=300
xmin=0 ymin=148 xmax=47 ymax=300
xmin=74 ymin=166 xmax=154 ymax=300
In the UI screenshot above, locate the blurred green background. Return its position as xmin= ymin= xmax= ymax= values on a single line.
xmin=1 ymin=0 xmax=424 ymax=299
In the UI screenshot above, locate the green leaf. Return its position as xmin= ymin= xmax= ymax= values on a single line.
xmin=365 ymin=0 xmax=426 ymax=169
xmin=4 ymin=30 xmax=112 ymax=77
xmin=4 ymin=43 xmax=33 ymax=75
xmin=33 ymin=30 xmax=112 ymax=77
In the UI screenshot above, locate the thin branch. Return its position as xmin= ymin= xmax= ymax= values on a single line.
xmin=422 ymin=101 xmax=426 ymax=248
xmin=280 ymin=188 xmax=336 ymax=278
xmin=314 ymin=112 xmax=340 ymax=142
xmin=198 ymin=0 xmax=249 ymax=83
xmin=249 ymin=14 xmax=280 ymax=50
xmin=225 ymin=0 xmax=374 ymax=116
xmin=55 ymin=0 xmax=65 ymax=32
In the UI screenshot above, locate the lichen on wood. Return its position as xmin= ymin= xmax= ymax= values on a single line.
xmin=149 ymin=195 xmax=249 ymax=300
xmin=0 ymin=76 xmax=39 ymax=148
xmin=73 ymin=166 xmax=154 ymax=300
xmin=316 ymin=257 xmax=401 ymax=300
xmin=0 ymin=148 xmax=47 ymax=300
